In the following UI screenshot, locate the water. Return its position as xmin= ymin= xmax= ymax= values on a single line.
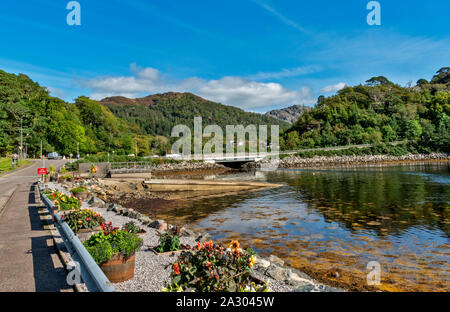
xmin=153 ymin=163 xmax=450 ymax=291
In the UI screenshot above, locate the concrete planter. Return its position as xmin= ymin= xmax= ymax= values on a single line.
xmin=99 ymin=253 xmax=136 ymax=283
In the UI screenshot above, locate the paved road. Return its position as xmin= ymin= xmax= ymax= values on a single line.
xmin=0 ymin=160 xmax=72 ymax=292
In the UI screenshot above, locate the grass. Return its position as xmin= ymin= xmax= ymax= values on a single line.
xmin=0 ymin=158 xmax=30 ymax=174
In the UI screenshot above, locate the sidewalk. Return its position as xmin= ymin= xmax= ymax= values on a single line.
xmin=0 ymin=162 xmax=72 ymax=292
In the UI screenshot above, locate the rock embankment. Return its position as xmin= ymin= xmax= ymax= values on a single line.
xmin=246 ymin=152 xmax=449 ymax=169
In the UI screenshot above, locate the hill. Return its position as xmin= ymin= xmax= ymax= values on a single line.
xmin=282 ymin=68 xmax=450 ymax=153
xmin=265 ymin=105 xmax=311 ymax=123
xmin=0 ymin=70 xmax=158 ymax=157
xmin=101 ymin=92 xmax=290 ymax=137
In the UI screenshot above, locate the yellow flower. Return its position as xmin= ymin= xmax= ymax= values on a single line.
xmin=249 ymin=255 xmax=256 ymax=268
xmin=78 ymin=220 xmax=82 ymax=224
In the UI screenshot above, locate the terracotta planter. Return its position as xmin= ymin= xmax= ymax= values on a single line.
xmin=99 ymin=253 xmax=136 ymax=283
xmin=76 ymin=227 xmax=102 ymax=242
xmin=73 ymin=191 xmax=89 ymax=201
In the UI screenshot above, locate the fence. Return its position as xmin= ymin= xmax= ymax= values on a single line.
xmin=38 ymin=183 xmax=114 ymax=292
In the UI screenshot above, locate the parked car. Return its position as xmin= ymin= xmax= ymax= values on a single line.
xmin=47 ymin=152 xmax=62 ymax=160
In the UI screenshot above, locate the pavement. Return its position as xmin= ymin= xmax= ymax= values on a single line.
xmin=0 ymin=159 xmax=73 ymax=292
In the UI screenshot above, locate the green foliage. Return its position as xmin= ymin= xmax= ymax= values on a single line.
xmin=0 ymin=70 xmax=157 ymax=157
xmin=83 ymin=229 xmax=143 ymax=264
xmin=284 ymin=68 xmax=450 ymax=153
xmin=102 ymin=92 xmax=289 ymax=138
xmin=122 ymin=221 xmax=145 ymax=235
xmin=157 ymin=230 xmax=180 ymax=252
xmin=70 ymin=187 xmax=88 ymax=194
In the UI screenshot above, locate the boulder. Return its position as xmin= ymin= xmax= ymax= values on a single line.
xmin=140 ymin=216 xmax=152 ymax=225
xmin=107 ymin=203 xmax=122 ymax=212
xmin=149 ymin=220 xmax=168 ymax=231
xmin=196 ymin=232 xmax=212 ymax=243
xmin=88 ymin=196 xmax=105 ymax=207
xmin=254 ymin=257 xmax=271 ymax=269
xmin=268 ymin=255 xmax=284 ymax=266
xmin=266 ymin=264 xmax=288 ymax=282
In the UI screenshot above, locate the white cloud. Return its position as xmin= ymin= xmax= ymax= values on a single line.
xmin=83 ymin=64 xmax=315 ymax=111
xmin=320 ymin=82 xmax=346 ymax=93
xmin=247 ymin=65 xmax=322 ymax=81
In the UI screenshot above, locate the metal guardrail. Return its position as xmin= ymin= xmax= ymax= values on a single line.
xmin=37 ymin=183 xmax=115 ymax=292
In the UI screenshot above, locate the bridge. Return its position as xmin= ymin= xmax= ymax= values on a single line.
xmin=103 ymin=140 xmax=410 ymax=173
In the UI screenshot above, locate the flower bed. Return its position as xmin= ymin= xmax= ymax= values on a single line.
xmin=48 ymin=191 xmax=81 ymax=211
xmin=62 ymin=208 xmax=105 ymax=233
xmin=163 ymin=240 xmax=268 ymax=292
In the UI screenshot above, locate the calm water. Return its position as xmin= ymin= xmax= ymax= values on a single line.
xmin=155 ymin=163 xmax=450 ymax=291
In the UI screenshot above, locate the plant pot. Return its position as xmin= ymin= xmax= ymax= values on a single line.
xmin=76 ymin=227 xmax=102 ymax=242
xmin=73 ymin=191 xmax=89 ymax=201
xmin=99 ymin=253 xmax=136 ymax=283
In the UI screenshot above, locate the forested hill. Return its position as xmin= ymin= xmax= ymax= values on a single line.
xmin=281 ymin=68 xmax=450 ymax=153
xmin=0 ymin=70 xmax=157 ymax=157
xmin=100 ymin=92 xmax=289 ymax=137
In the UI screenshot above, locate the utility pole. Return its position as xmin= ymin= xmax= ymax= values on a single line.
xmin=20 ymin=118 xmax=23 ymax=166
xmin=135 ymin=140 xmax=138 ymax=157
xmin=77 ymin=143 xmax=80 ymax=159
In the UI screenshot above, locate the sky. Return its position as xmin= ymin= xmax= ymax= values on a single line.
xmin=0 ymin=0 xmax=449 ymax=113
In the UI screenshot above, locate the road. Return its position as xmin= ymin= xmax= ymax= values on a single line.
xmin=0 ymin=159 xmax=71 ymax=292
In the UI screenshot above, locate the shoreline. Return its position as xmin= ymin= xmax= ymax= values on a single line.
xmin=246 ymin=152 xmax=449 ymax=170
xmin=47 ymin=181 xmax=346 ymax=292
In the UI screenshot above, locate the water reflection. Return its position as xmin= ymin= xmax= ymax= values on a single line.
xmin=153 ymin=163 xmax=450 ymax=291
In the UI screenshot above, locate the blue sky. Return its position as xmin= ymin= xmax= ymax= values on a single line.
xmin=1 ymin=0 xmax=449 ymax=112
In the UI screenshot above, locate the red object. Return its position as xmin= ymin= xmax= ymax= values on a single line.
xmin=37 ymin=168 xmax=47 ymax=175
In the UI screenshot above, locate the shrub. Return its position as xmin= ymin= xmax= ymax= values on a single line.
xmin=71 ymin=187 xmax=89 ymax=194
xmin=164 ymin=240 xmax=263 ymax=292
xmin=83 ymin=228 xmax=143 ymax=264
xmin=122 ymin=221 xmax=145 ymax=234
xmin=157 ymin=230 xmax=180 ymax=252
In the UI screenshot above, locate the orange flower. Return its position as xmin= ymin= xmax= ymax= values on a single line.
xmin=230 ymin=240 xmax=240 ymax=250
xmin=197 ymin=242 xmax=202 ymax=251
xmin=173 ymin=263 xmax=180 ymax=275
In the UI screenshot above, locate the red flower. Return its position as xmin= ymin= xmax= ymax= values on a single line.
xmin=173 ymin=263 xmax=180 ymax=275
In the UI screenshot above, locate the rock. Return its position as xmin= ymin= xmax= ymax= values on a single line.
xmin=266 ymin=264 xmax=288 ymax=282
xmin=180 ymin=227 xmax=196 ymax=237
xmin=107 ymin=203 xmax=122 ymax=212
xmin=140 ymin=216 xmax=152 ymax=225
xmin=196 ymin=232 xmax=212 ymax=243
xmin=254 ymin=257 xmax=271 ymax=269
xmin=88 ymin=196 xmax=105 ymax=207
xmin=268 ymin=255 xmax=284 ymax=266
xmin=149 ymin=220 xmax=168 ymax=231
xmin=287 ymin=270 xmax=314 ymax=288
xmin=293 ymin=284 xmax=316 ymax=292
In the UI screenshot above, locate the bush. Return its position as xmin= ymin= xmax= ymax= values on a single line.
xmin=71 ymin=187 xmax=89 ymax=194
xmin=122 ymin=221 xmax=145 ymax=234
xmin=83 ymin=227 xmax=143 ymax=264
xmin=157 ymin=230 xmax=180 ymax=252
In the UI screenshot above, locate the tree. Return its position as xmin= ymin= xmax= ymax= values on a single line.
xmin=365 ymin=76 xmax=392 ymax=87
